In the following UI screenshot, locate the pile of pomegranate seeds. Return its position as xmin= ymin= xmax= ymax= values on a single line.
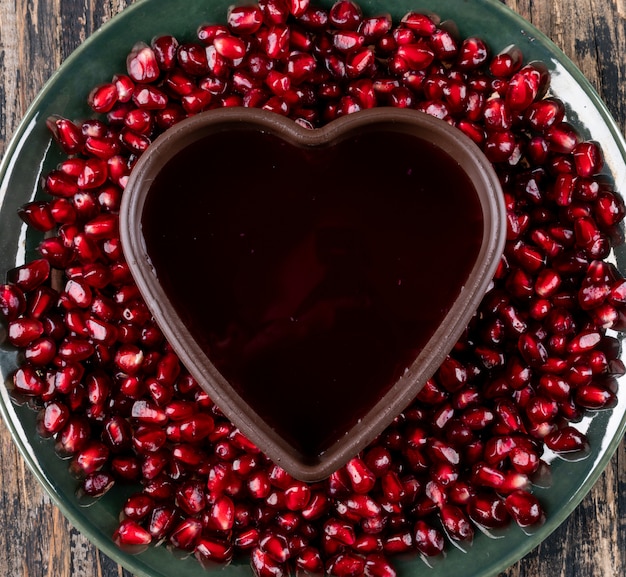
xmin=3 ymin=1 xmax=626 ymax=575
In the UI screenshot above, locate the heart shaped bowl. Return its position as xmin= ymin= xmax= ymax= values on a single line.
xmin=120 ymin=106 xmax=506 ymax=481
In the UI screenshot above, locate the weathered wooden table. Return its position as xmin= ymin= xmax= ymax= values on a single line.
xmin=1 ymin=0 xmax=625 ymax=575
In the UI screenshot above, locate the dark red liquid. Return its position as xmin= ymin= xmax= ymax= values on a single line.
xmin=141 ymin=127 xmax=484 ymax=460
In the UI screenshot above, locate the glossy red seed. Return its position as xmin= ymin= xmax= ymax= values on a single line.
xmin=568 ymin=329 xmax=602 ymax=353
xmin=170 ymin=517 xmax=203 ymax=551
xmin=69 ymin=441 xmax=109 ymax=477
xmin=80 ymin=471 xmax=115 ymax=498
xmin=546 ymin=122 xmax=581 ymax=154
xmin=573 ymin=141 xmax=604 ymax=177
xmin=214 ymin=35 xmax=247 ymax=59
xmin=36 ymin=401 xmax=70 ymax=437
xmin=8 ymin=317 xmax=44 ymax=347
xmin=132 ymin=85 xmax=168 ymax=109
xmin=251 ymin=547 xmax=287 ymax=577
xmin=575 ymin=384 xmax=616 ymax=409
xmin=113 ymin=519 xmax=152 ymax=550
xmin=457 ymin=37 xmax=489 ymax=70
xmin=261 ymin=531 xmax=292 ymax=563
xmin=595 ymin=190 xmax=626 ymax=229
xmin=18 ymin=201 xmax=55 ymax=232
xmin=287 ymin=0 xmax=310 ymax=18
xmin=545 ymin=426 xmax=588 ymax=453
xmin=327 ymin=552 xmax=366 ymax=577
xmin=440 ymin=504 xmax=474 ymax=541
xmin=127 ymin=42 xmax=161 ymax=83
xmin=484 ymin=130 xmax=520 ymax=164
xmin=196 ymin=537 xmax=234 ymax=566
xmin=345 ymin=457 xmax=376 ymax=493
xmin=0 ymin=284 xmax=27 ymax=321
xmin=469 ymin=493 xmax=510 ymax=528
xmin=7 ymin=259 xmax=51 ymax=292
xmin=413 ymin=521 xmax=444 ymax=556
xmin=483 ymin=98 xmax=512 ymax=131
xmin=147 ymin=36 xmax=177 ymax=73
xmin=525 ymin=97 xmax=565 ymax=130
xmin=88 ymin=83 xmax=119 ymax=113
xmin=504 ymin=490 xmax=545 ymax=527
xmin=329 ymin=1 xmax=362 ymax=30
xmin=395 ymin=43 xmax=434 ymax=70
xmin=46 ymin=116 xmax=85 ymax=154
xmin=489 ymin=44 xmax=523 ymax=78
xmin=228 ymin=5 xmax=264 ymax=34
xmin=123 ymin=493 xmax=155 ymax=521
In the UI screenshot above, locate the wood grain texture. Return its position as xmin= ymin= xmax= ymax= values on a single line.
xmin=0 ymin=1 xmax=624 ymax=576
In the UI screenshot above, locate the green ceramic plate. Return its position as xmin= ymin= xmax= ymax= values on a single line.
xmin=1 ymin=1 xmax=625 ymax=576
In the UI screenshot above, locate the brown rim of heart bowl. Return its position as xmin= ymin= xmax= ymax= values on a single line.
xmin=119 ymin=106 xmax=506 ymax=482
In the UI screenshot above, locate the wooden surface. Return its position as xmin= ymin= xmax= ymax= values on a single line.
xmin=0 ymin=0 xmax=625 ymax=575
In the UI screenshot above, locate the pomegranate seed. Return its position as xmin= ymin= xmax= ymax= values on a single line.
xmin=575 ymin=384 xmax=616 ymax=409
xmin=169 ymin=517 xmax=203 ymax=551
xmin=132 ymin=85 xmax=168 ymax=109
xmin=395 ymin=43 xmax=434 ymax=70
xmin=413 ymin=521 xmax=444 ymax=556
xmin=122 ymin=493 xmax=155 ymax=521
xmin=573 ymin=140 xmax=604 ymax=177
xmin=69 ymin=441 xmax=109 ymax=477
xmin=283 ymin=481 xmax=311 ymax=510
xmin=358 ymin=14 xmax=391 ymax=41
xmin=46 ymin=116 xmax=85 ymax=154
xmin=286 ymin=0 xmax=310 ymax=17
xmin=36 ymin=401 xmax=70 ymax=437
xmin=214 ymin=35 xmax=247 ymax=59
xmin=127 ymin=42 xmax=160 ymax=83
xmin=457 ymin=37 xmax=489 ymax=70
xmin=144 ymin=505 xmax=176 ymax=539
xmin=18 ymin=201 xmax=55 ymax=232
xmin=595 ymin=190 xmax=625 ymax=229
xmin=399 ymin=12 xmax=436 ymax=35
xmin=8 ymin=317 xmax=44 ymax=347
xmin=504 ymin=490 xmax=545 ymax=528
xmin=469 ymin=493 xmax=510 ymax=528
xmin=251 ymin=547 xmax=287 ymax=577
xmin=440 ymin=504 xmax=474 ymax=542
xmin=345 ymin=457 xmax=376 ymax=493
xmin=7 ymin=260 xmax=50 ymax=292
xmin=483 ymin=98 xmax=512 ymax=132
xmin=173 ymin=443 xmax=207 ymax=466
xmin=227 ymin=5 xmax=264 ymax=34
xmin=525 ymin=97 xmax=565 ymax=130
xmin=568 ymin=329 xmax=602 ymax=353
xmin=545 ymin=426 xmax=589 ymax=454
xmin=327 ymin=552 xmax=366 ymax=577
xmin=484 ymin=130 xmax=521 ymax=164
xmin=113 ymin=519 xmax=152 ymax=551
xmin=148 ymin=35 xmax=178 ymax=71
xmin=329 ymin=1 xmax=362 ymax=30
xmin=133 ymin=425 xmax=167 ymax=454
xmin=295 ymin=546 xmax=324 ymax=573
xmin=80 ymin=471 xmax=115 ymax=498
xmin=109 ymin=455 xmax=138 ymax=481
xmin=518 ymin=333 xmax=548 ymax=367
xmin=489 ymin=44 xmax=523 ymax=78
xmin=207 ymin=494 xmax=235 ymax=530
xmin=88 ymin=83 xmax=119 ymax=113
xmin=196 ymin=537 xmax=234 ymax=566
xmin=1 ymin=284 xmax=27 ymax=321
